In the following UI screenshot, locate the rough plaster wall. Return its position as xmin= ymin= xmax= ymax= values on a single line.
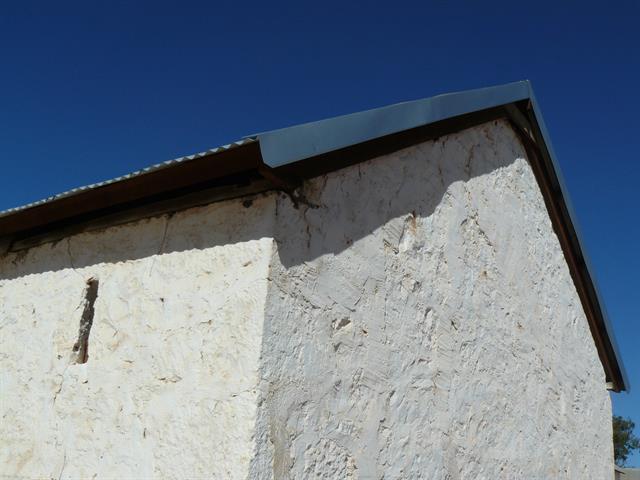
xmin=0 ymin=196 xmax=276 ymax=479
xmin=253 ymin=120 xmax=613 ymax=479
xmin=0 ymin=120 xmax=613 ymax=480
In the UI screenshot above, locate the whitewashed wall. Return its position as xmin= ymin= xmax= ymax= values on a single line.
xmin=253 ymin=120 xmax=613 ymax=479
xmin=0 ymin=120 xmax=613 ymax=479
xmin=0 ymin=197 xmax=276 ymax=479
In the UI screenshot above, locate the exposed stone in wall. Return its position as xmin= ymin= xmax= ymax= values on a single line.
xmin=0 ymin=120 xmax=613 ymax=479
xmin=252 ymin=120 xmax=613 ymax=479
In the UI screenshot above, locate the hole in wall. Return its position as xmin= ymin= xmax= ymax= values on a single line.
xmin=332 ymin=317 xmax=352 ymax=332
xmin=72 ymin=277 xmax=99 ymax=364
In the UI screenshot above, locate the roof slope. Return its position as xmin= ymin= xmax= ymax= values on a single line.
xmin=0 ymin=139 xmax=255 ymax=218
xmin=0 ymin=81 xmax=628 ymax=392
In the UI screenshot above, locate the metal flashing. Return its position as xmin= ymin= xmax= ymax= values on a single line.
xmin=256 ymin=81 xmax=531 ymax=167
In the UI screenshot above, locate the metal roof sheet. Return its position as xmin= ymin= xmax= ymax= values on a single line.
xmin=257 ymin=81 xmax=531 ymax=167
xmin=0 ymin=138 xmax=256 ymax=219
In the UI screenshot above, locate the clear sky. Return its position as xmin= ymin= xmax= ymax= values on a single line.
xmin=1 ymin=0 xmax=638 ymax=465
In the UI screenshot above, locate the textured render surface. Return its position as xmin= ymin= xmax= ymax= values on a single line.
xmin=0 ymin=197 xmax=275 ymax=479
xmin=0 ymin=120 xmax=613 ymax=480
xmin=252 ymin=120 xmax=613 ymax=479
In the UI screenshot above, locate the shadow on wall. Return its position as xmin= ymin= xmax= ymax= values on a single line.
xmin=0 ymin=120 xmax=522 ymax=283
xmin=274 ymin=120 xmax=522 ymax=270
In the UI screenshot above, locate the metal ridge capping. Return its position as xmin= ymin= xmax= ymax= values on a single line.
xmin=256 ymin=80 xmax=532 ymax=167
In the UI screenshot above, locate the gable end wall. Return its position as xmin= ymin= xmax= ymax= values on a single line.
xmin=253 ymin=119 xmax=613 ymax=479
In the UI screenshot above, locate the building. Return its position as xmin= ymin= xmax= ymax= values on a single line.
xmin=619 ymin=467 xmax=640 ymax=480
xmin=0 ymin=81 xmax=628 ymax=479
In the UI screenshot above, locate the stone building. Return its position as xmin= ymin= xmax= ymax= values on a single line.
xmin=0 ymin=81 xmax=628 ymax=479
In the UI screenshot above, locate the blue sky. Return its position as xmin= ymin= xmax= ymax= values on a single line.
xmin=1 ymin=0 xmax=638 ymax=465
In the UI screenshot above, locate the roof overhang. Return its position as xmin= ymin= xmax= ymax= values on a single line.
xmin=0 ymin=81 xmax=628 ymax=391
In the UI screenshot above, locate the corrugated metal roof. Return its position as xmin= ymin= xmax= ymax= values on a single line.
xmin=0 ymin=137 xmax=256 ymax=219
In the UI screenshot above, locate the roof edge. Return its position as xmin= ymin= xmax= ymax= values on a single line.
xmin=0 ymin=138 xmax=258 ymax=221
xmin=257 ymin=80 xmax=532 ymax=167
xmin=526 ymin=92 xmax=629 ymax=392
